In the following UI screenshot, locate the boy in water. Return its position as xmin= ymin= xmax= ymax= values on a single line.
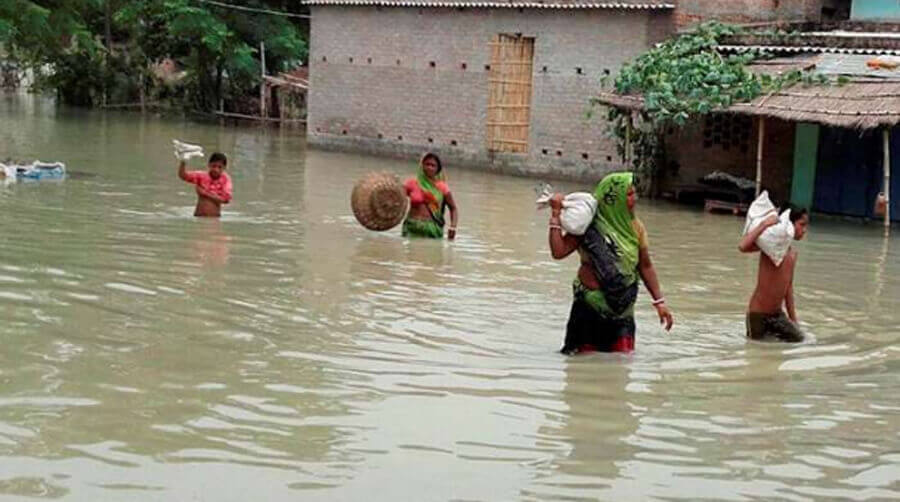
xmin=178 ymin=152 xmax=232 ymax=217
xmin=738 ymin=207 xmax=810 ymax=342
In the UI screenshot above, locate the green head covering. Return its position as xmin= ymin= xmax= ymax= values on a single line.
xmin=416 ymin=153 xmax=446 ymax=225
xmin=593 ymin=172 xmax=639 ymax=279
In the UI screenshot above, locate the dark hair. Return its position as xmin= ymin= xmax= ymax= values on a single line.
xmin=787 ymin=205 xmax=808 ymax=223
xmin=422 ymin=152 xmax=442 ymax=174
xmin=209 ymin=152 xmax=228 ymax=166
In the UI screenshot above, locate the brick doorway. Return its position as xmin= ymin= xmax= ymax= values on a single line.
xmin=487 ymin=34 xmax=535 ymax=154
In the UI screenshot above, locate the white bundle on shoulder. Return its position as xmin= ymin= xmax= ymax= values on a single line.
xmin=559 ymin=192 xmax=598 ymax=235
xmin=743 ymin=190 xmax=795 ymax=266
xmin=536 ymin=186 xmax=598 ymax=236
xmin=173 ymin=139 xmax=205 ymax=162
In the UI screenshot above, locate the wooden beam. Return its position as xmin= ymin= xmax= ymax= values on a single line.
xmin=488 ymin=78 xmax=533 ymax=85
xmin=625 ymin=115 xmax=632 ymax=166
xmin=756 ymin=117 xmax=766 ymax=197
xmin=214 ymin=111 xmax=305 ymax=123
xmin=260 ymin=41 xmax=267 ymax=119
xmin=884 ymin=128 xmax=891 ymax=234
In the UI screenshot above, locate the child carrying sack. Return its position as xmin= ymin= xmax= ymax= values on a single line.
xmin=535 ymin=188 xmax=598 ymax=236
xmin=743 ymin=191 xmax=795 ymax=266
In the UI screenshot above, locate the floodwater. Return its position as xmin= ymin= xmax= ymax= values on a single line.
xmin=1 ymin=93 xmax=900 ymax=501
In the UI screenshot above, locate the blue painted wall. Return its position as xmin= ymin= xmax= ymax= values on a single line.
xmin=813 ymin=127 xmax=900 ymax=221
xmin=852 ymin=0 xmax=900 ymax=20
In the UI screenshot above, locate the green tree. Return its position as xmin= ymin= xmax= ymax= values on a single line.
xmin=1 ymin=0 xmax=308 ymax=110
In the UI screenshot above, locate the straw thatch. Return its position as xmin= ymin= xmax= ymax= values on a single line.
xmin=595 ymin=55 xmax=900 ymax=129
xmin=597 ymin=81 xmax=900 ymax=129
xmin=351 ymin=171 xmax=409 ymax=231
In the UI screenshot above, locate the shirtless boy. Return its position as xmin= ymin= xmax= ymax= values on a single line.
xmin=738 ymin=207 xmax=810 ymax=342
xmin=178 ymin=152 xmax=232 ymax=217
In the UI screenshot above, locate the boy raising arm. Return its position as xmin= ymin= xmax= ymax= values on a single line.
xmin=178 ymin=152 xmax=232 ymax=217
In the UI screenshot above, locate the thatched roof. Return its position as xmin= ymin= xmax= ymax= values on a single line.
xmin=596 ymin=54 xmax=900 ymax=129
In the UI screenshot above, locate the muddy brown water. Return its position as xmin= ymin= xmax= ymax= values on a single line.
xmin=1 ymin=94 xmax=899 ymax=500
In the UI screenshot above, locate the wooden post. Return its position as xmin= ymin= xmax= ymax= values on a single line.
xmin=139 ymin=78 xmax=145 ymax=112
xmin=624 ymin=115 xmax=632 ymax=166
xmin=756 ymin=117 xmax=766 ymax=197
xmin=139 ymin=61 xmax=147 ymax=113
xmin=884 ymin=128 xmax=891 ymax=234
xmin=103 ymin=0 xmax=111 ymax=108
xmin=260 ymin=41 xmax=267 ymax=119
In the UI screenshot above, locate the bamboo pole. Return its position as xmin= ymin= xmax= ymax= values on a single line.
xmin=756 ymin=117 xmax=766 ymax=197
xmin=625 ymin=115 xmax=632 ymax=166
xmin=884 ymin=128 xmax=891 ymax=235
xmin=260 ymin=41 xmax=267 ymax=119
xmin=214 ymin=110 xmax=306 ymax=123
xmin=99 ymin=101 xmax=161 ymax=109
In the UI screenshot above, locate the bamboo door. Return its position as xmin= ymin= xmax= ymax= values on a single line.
xmin=487 ymin=34 xmax=535 ymax=154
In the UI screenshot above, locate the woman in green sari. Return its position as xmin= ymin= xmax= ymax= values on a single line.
xmin=403 ymin=153 xmax=459 ymax=239
xmin=548 ymin=172 xmax=674 ymax=354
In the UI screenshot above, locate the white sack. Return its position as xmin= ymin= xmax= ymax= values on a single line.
xmin=536 ymin=188 xmax=598 ymax=236
xmin=559 ymin=192 xmax=598 ymax=236
xmin=173 ymin=139 xmax=205 ymax=161
xmin=743 ymin=191 xmax=795 ymax=266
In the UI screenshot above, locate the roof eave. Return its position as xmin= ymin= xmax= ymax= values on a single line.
xmin=594 ymin=91 xmax=900 ymax=130
xmin=304 ymin=1 xmax=674 ymax=9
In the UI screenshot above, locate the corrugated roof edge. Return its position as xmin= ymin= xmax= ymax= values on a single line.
xmin=718 ymin=45 xmax=900 ymax=56
xmin=304 ymin=1 xmax=674 ymax=8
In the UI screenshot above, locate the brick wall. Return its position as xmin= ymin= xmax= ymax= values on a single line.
xmin=674 ymin=0 xmax=829 ymax=27
xmin=307 ymin=7 xmax=672 ymax=181
xmin=659 ymin=116 xmax=795 ymax=204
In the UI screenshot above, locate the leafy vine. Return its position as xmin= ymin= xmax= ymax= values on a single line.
xmin=595 ymin=22 xmax=843 ymax=193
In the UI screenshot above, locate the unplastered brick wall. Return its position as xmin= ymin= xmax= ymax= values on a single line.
xmin=659 ymin=116 xmax=795 ymax=204
xmin=307 ymin=6 xmax=671 ymax=181
xmin=674 ymin=0 xmax=827 ymax=27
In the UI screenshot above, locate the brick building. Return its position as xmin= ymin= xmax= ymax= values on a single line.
xmin=305 ymin=0 xmax=850 ymax=180
xmin=673 ymin=0 xmax=848 ymax=27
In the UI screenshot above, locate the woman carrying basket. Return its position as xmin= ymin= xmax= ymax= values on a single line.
xmin=403 ymin=153 xmax=459 ymax=240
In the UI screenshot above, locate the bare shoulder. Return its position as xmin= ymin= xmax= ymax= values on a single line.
xmin=786 ymin=247 xmax=799 ymax=264
xmin=780 ymin=248 xmax=799 ymax=275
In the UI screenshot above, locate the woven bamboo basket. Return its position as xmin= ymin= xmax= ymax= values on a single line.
xmin=351 ymin=172 xmax=408 ymax=231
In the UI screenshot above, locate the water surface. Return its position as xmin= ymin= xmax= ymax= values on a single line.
xmin=1 ymin=94 xmax=900 ymax=501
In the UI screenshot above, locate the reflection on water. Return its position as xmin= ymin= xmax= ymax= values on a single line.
xmin=1 ymin=94 xmax=900 ymax=500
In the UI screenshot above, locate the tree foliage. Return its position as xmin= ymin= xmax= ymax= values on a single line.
xmin=1 ymin=0 xmax=308 ymax=110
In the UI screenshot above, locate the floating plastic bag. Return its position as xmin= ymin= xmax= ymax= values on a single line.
xmin=743 ymin=191 xmax=794 ymax=266
xmin=535 ymin=185 xmax=598 ymax=236
xmin=173 ymin=139 xmax=205 ymax=162
xmin=0 ymin=161 xmax=65 ymax=181
xmin=19 ymin=161 xmax=66 ymax=180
